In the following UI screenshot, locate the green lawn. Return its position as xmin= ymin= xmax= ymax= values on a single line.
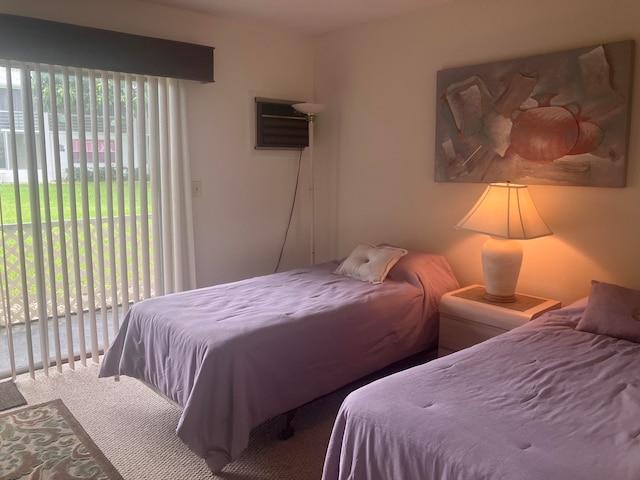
xmin=0 ymin=183 xmax=148 ymax=224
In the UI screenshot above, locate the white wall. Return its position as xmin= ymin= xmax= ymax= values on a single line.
xmin=314 ymin=0 xmax=640 ymax=306
xmin=0 ymin=0 xmax=316 ymax=287
xmin=3 ymin=0 xmax=639 ymax=306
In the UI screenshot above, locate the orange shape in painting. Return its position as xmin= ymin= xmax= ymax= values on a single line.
xmin=510 ymin=106 xmax=579 ymax=162
xmin=568 ymin=121 xmax=604 ymax=155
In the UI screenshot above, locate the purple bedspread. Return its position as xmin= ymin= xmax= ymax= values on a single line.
xmin=322 ymin=299 xmax=640 ymax=480
xmin=99 ymin=252 xmax=458 ymax=472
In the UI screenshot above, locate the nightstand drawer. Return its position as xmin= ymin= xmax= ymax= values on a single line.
xmin=439 ymin=314 xmax=509 ymax=353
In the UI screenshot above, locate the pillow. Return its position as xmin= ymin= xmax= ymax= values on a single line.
xmin=385 ymin=249 xmax=459 ymax=290
xmin=384 ymin=250 xmax=424 ymax=287
xmin=575 ymin=280 xmax=640 ymax=343
xmin=334 ymin=243 xmax=408 ymax=284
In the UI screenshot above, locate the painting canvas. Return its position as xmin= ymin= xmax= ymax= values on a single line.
xmin=434 ymin=40 xmax=634 ymax=187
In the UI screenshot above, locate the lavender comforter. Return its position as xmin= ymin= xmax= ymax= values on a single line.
xmin=323 ymin=299 xmax=640 ymax=480
xmin=99 ymin=252 xmax=458 ymax=473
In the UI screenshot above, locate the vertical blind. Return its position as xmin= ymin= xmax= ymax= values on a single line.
xmin=0 ymin=60 xmax=196 ymax=380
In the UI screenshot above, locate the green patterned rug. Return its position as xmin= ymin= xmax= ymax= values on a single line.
xmin=0 ymin=399 xmax=123 ymax=480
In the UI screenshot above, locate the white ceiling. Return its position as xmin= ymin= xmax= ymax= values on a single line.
xmin=139 ymin=0 xmax=449 ymax=35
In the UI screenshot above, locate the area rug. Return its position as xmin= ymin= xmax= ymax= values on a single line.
xmin=0 ymin=399 xmax=123 ymax=480
xmin=0 ymin=382 xmax=26 ymax=411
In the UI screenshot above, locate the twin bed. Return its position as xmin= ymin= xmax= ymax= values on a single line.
xmin=322 ymin=281 xmax=640 ymax=479
xmin=101 ymin=240 xmax=640 ymax=479
xmin=99 ymin=246 xmax=459 ymax=472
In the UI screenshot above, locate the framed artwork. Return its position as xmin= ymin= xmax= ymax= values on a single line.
xmin=434 ymin=40 xmax=634 ymax=187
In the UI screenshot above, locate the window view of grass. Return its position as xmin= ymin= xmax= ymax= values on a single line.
xmin=0 ymin=182 xmax=149 ymax=224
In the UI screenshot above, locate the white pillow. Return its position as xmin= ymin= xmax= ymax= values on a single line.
xmin=334 ymin=243 xmax=408 ymax=284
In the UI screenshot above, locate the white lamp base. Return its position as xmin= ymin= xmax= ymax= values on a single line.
xmin=481 ymin=237 xmax=523 ymax=303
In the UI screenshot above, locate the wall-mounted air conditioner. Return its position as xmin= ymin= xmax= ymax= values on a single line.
xmin=255 ymin=98 xmax=308 ymax=150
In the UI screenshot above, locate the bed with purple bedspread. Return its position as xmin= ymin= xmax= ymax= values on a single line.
xmin=99 ymin=251 xmax=458 ymax=473
xmin=322 ymin=298 xmax=640 ymax=480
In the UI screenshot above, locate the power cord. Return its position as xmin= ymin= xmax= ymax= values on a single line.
xmin=274 ymin=148 xmax=303 ymax=273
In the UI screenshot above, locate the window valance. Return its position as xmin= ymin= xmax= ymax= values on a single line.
xmin=0 ymin=14 xmax=214 ymax=82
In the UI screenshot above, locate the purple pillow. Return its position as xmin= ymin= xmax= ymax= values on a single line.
xmin=576 ymin=280 xmax=640 ymax=343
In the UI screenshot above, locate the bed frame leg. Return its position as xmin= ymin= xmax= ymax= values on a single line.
xmin=278 ymin=408 xmax=297 ymax=440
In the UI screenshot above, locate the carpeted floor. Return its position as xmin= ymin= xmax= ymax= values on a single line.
xmin=12 ymin=352 xmax=433 ymax=479
xmin=12 ymin=362 xmax=352 ymax=480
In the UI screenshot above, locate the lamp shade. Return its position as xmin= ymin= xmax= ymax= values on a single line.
xmin=455 ymin=183 xmax=552 ymax=239
xmin=292 ymin=103 xmax=325 ymax=116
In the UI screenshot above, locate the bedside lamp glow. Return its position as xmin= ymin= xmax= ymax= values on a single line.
xmin=455 ymin=182 xmax=552 ymax=303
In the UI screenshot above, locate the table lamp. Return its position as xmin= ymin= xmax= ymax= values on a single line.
xmin=455 ymin=182 xmax=552 ymax=302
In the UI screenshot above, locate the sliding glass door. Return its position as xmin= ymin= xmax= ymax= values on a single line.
xmin=0 ymin=61 xmax=195 ymax=379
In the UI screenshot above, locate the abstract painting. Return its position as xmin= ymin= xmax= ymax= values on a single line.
xmin=434 ymin=40 xmax=634 ymax=187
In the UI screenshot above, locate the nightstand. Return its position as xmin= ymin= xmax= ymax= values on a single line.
xmin=438 ymin=284 xmax=561 ymax=357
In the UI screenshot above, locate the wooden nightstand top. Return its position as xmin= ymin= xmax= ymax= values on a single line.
xmin=440 ymin=284 xmax=561 ymax=331
xmin=452 ymin=285 xmax=548 ymax=312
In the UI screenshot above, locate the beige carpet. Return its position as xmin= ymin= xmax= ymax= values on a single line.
xmin=13 ymin=362 xmax=351 ymax=480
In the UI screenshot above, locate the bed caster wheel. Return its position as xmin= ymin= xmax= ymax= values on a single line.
xmin=278 ymin=425 xmax=295 ymax=440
